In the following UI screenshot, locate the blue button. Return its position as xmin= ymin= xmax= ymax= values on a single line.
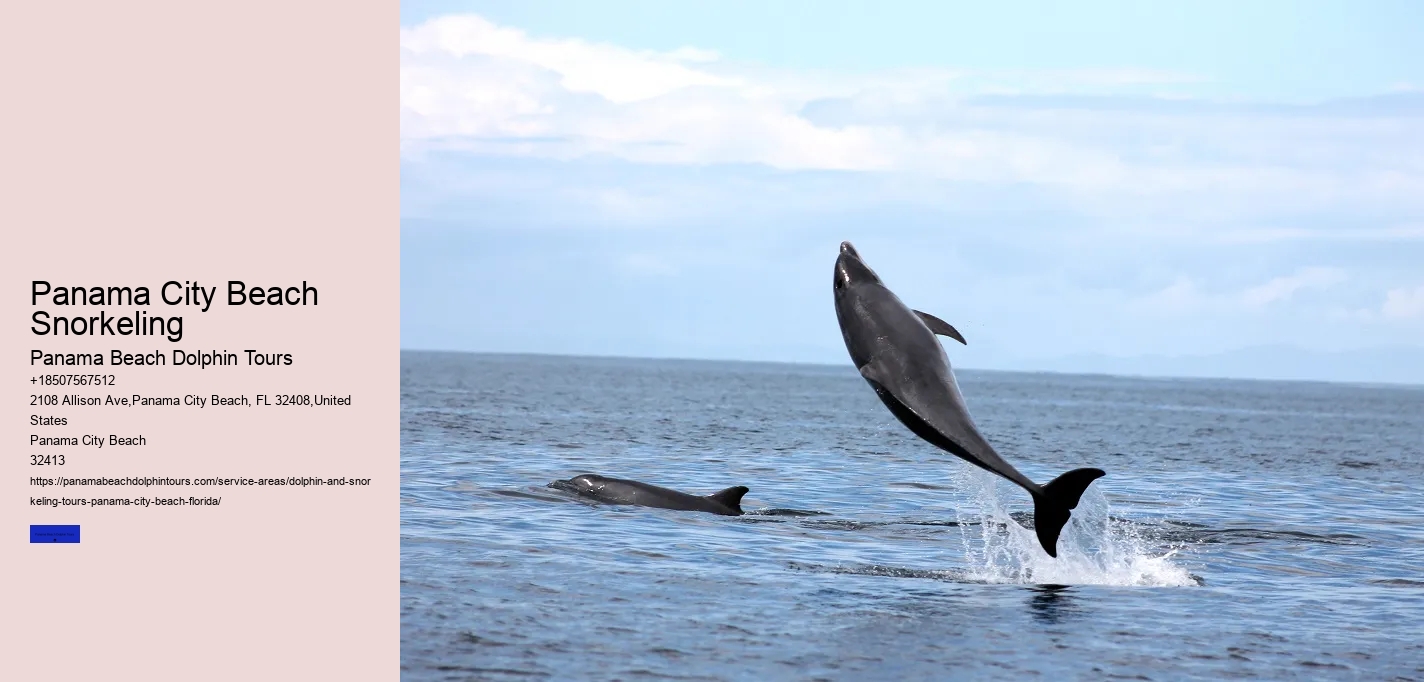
xmin=30 ymin=525 xmax=80 ymax=543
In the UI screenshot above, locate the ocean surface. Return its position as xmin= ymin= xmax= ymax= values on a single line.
xmin=400 ymin=351 xmax=1424 ymax=680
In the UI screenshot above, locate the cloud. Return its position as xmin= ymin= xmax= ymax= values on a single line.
xmin=401 ymin=15 xmax=739 ymax=104
xmin=399 ymin=13 xmax=1424 ymax=371
xmin=1131 ymin=277 xmax=1202 ymax=314
xmin=1382 ymin=285 xmax=1424 ymax=319
xmin=1129 ymin=267 xmax=1349 ymax=315
xmin=400 ymin=16 xmax=900 ymax=173
xmin=1240 ymin=267 xmax=1347 ymax=307
xmin=1206 ymin=224 xmax=1424 ymax=244
xmin=400 ymin=13 xmax=1424 ymax=235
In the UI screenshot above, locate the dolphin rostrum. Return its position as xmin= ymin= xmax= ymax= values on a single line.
xmin=832 ymin=241 xmax=1104 ymax=557
xmin=549 ymin=474 xmax=748 ymax=516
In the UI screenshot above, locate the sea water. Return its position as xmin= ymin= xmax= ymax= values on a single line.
xmin=401 ymin=351 xmax=1424 ymax=679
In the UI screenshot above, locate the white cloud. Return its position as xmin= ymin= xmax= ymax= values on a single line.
xmin=1240 ymin=267 xmax=1347 ymax=307
xmin=399 ymin=15 xmax=901 ymax=172
xmin=1382 ymin=285 xmax=1424 ymax=319
xmin=399 ymin=13 xmax=1424 ymax=233
xmin=1208 ymin=224 xmax=1424 ymax=244
xmin=398 ymin=13 xmax=1424 ymax=372
xmin=1130 ymin=277 xmax=1202 ymax=314
xmin=1129 ymin=267 xmax=1349 ymax=316
xmin=398 ymin=14 xmax=1424 ymax=203
xmin=401 ymin=15 xmax=739 ymax=104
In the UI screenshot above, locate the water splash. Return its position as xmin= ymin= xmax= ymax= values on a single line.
xmin=951 ymin=468 xmax=1199 ymax=587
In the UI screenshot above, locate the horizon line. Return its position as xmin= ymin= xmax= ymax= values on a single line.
xmin=398 ymin=347 xmax=1424 ymax=390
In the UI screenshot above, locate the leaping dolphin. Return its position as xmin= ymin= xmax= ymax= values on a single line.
xmin=549 ymin=474 xmax=748 ymax=516
xmin=832 ymin=241 xmax=1104 ymax=557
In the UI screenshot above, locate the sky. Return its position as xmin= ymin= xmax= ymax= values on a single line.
xmin=399 ymin=1 xmax=1424 ymax=383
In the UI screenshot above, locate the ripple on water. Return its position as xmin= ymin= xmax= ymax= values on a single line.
xmin=401 ymin=352 xmax=1424 ymax=681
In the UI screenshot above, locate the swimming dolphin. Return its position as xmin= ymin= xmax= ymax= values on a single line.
xmin=832 ymin=241 xmax=1104 ymax=557
xmin=548 ymin=474 xmax=748 ymax=516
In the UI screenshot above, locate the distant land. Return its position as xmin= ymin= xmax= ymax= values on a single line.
xmin=980 ymin=345 xmax=1424 ymax=387
xmin=400 ymin=345 xmax=1424 ymax=387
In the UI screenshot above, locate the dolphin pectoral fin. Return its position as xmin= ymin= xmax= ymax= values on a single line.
xmin=858 ymin=361 xmax=890 ymax=385
xmin=913 ymin=310 xmax=967 ymax=345
xmin=860 ymin=361 xmax=942 ymax=431
xmin=707 ymin=486 xmax=749 ymax=514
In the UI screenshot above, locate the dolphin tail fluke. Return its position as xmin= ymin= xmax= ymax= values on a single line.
xmin=1030 ymin=468 xmax=1106 ymax=558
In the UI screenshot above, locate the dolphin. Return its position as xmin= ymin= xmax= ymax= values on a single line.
xmin=832 ymin=241 xmax=1104 ymax=557
xmin=548 ymin=474 xmax=748 ymax=516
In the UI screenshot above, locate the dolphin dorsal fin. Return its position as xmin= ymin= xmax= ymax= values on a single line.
xmin=707 ymin=486 xmax=748 ymax=512
xmin=913 ymin=310 xmax=967 ymax=345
